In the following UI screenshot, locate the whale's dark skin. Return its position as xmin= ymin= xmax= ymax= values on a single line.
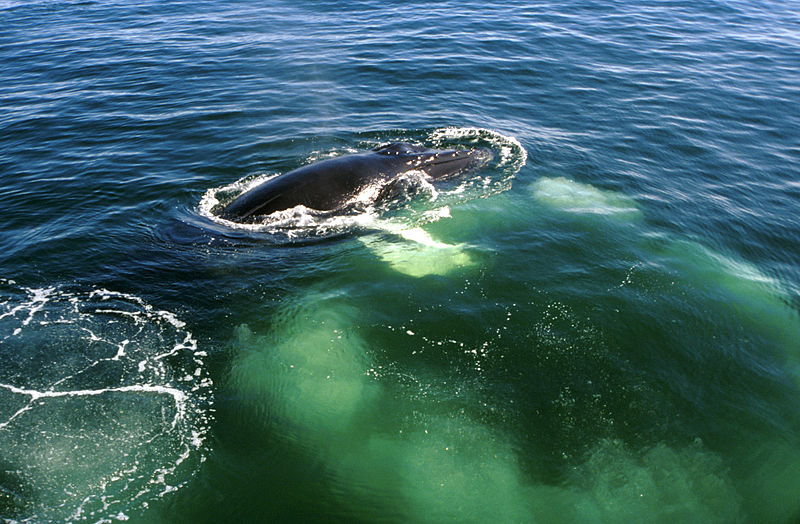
xmin=221 ymin=142 xmax=493 ymax=222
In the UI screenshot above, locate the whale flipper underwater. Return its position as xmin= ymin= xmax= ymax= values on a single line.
xmin=221 ymin=142 xmax=494 ymax=222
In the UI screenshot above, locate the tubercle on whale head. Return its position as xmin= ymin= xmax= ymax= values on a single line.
xmin=372 ymin=142 xmax=494 ymax=180
xmin=372 ymin=143 xmax=429 ymax=155
xmin=416 ymin=147 xmax=494 ymax=180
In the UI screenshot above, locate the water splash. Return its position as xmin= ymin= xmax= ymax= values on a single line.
xmin=195 ymin=128 xmax=527 ymax=277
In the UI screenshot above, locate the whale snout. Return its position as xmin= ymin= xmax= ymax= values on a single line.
xmin=420 ymin=146 xmax=494 ymax=180
xmin=469 ymin=147 xmax=494 ymax=168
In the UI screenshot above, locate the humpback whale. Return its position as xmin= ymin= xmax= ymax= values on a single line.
xmin=221 ymin=142 xmax=493 ymax=222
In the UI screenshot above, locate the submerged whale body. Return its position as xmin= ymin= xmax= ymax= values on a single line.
xmin=221 ymin=142 xmax=494 ymax=222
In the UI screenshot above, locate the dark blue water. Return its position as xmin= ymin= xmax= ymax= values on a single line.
xmin=2 ymin=1 xmax=800 ymax=522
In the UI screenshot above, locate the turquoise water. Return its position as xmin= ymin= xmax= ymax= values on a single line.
xmin=2 ymin=1 xmax=800 ymax=522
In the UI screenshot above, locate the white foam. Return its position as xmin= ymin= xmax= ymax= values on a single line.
xmin=428 ymin=126 xmax=527 ymax=169
xmin=198 ymin=182 xmax=383 ymax=240
xmin=0 ymin=283 xmax=213 ymax=522
xmin=0 ymin=383 xmax=188 ymax=430
xmin=197 ymin=172 xmax=282 ymax=231
xmin=0 ymin=285 xmax=53 ymax=337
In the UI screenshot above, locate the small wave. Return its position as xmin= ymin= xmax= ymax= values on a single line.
xmin=0 ymin=280 xmax=212 ymax=523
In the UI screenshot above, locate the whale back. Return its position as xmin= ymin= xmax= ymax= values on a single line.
xmin=221 ymin=142 xmax=492 ymax=221
xmin=221 ymin=154 xmax=385 ymax=220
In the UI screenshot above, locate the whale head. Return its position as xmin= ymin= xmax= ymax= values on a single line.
xmin=372 ymin=142 xmax=494 ymax=180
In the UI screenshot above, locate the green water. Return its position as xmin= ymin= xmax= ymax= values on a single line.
xmin=3 ymin=1 xmax=800 ymax=520
xmin=217 ymin=174 xmax=800 ymax=523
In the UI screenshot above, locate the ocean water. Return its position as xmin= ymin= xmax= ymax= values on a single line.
xmin=1 ymin=1 xmax=800 ymax=522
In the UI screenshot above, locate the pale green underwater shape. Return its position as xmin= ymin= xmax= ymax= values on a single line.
xmin=532 ymin=177 xmax=641 ymax=217
xmin=229 ymin=177 xmax=800 ymax=522
xmin=359 ymin=176 xmax=642 ymax=279
xmin=230 ymin=288 xmax=747 ymax=523
xmin=359 ymin=225 xmax=477 ymax=278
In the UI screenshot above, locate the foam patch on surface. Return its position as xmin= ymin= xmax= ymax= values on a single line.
xmin=0 ymin=281 xmax=212 ymax=523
